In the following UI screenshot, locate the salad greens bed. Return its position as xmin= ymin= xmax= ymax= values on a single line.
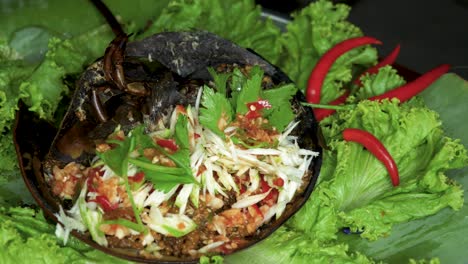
xmin=0 ymin=0 xmax=467 ymax=263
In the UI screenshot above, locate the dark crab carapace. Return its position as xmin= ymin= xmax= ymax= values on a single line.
xmin=14 ymin=11 xmax=322 ymax=264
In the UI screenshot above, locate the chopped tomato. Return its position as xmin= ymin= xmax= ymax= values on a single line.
xmin=249 ymin=204 xmax=264 ymax=218
xmin=260 ymin=176 xmax=271 ymax=193
xmin=273 ymin=177 xmax=284 ymax=187
xmin=156 ymin=138 xmax=179 ymax=152
xmin=263 ymin=189 xmax=279 ymax=207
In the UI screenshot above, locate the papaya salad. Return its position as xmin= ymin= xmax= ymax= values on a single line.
xmin=51 ymin=65 xmax=319 ymax=258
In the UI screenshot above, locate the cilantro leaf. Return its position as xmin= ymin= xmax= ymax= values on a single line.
xmin=128 ymin=157 xmax=186 ymax=175
xmin=199 ymin=86 xmax=233 ymax=137
xmin=151 ymin=115 xmax=196 ymax=191
xmin=264 ymin=103 xmax=296 ymax=132
xmin=235 ymin=66 xmax=264 ymax=114
xmin=131 ymin=125 xmax=156 ymax=151
xmin=98 ymin=119 xmax=196 ymax=193
xmin=142 ymin=169 xmax=194 ymax=193
xmin=169 ymin=114 xmax=192 ymax=172
xmin=97 ymin=137 xmax=134 ymax=176
xmin=261 ymin=83 xmax=297 ymax=107
xmin=208 ymin=67 xmax=230 ymax=96
xmin=229 ymin=67 xmax=246 ymax=107
xmin=261 ymin=83 xmax=298 ymax=131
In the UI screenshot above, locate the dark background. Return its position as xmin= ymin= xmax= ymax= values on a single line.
xmin=256 ymin=0 xmax=468 ymax=79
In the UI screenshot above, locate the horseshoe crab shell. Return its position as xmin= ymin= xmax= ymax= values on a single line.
xmin=14 ymin=31 xmax=322 ymax=263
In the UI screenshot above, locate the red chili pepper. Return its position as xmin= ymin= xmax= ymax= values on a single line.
xmin=342 ymin=128 xmax=399 ymax=186
xmin=93 ymin=195 xmax=119 ymax=212
xmin=311 ymin=43 xmax=399 ymax=121
xmin=354 ymin=44 xmax=401 ymax=86
xmin=156 ymin=138 xmax=179 ymax=152
xmin=129 ymin=171 xmax=145 ymax=182
xmin=369 ymin=64 xmax=450 ymax=102
xmin=306 ymin=36 xmax=382 ymax=104
xmin=245 ymin=99 xmax=272 ymax=119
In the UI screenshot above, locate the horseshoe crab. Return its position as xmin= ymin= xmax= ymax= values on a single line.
xmin=14 ymin=2 xmax=322 ymax=263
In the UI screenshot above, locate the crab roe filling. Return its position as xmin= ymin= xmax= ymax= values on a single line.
xmin=51 ymin=99 xmax=318 ymax=258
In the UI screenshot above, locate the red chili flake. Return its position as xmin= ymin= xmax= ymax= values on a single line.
xmin=176 ymin=105 xmax=187 ymax=114
xmin=93 ymin=195 xmax=119 ymax=212
xmin=245 ymin=99 xmax=272 ymax=119
xmin=129 ymin=171 xmax=145 ymax=182
xmin=86 ymin=168 xmax=103 ymax=192
xmin=177 ymin=222 xmax=186 ymax=230
xmin=156 ymin=138 xmax=179 ymax=152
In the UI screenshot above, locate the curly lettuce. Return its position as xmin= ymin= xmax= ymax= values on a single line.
xmin=278 ymin=0 xmax=378 ymax=103
xmin=226 ymin=227 xmax=374 ymax=264
xmin=0 ymin=206 xmax=129 ymax=264
xmin=353 ymin=65 xmax=406 ymax=100
xmin=288 ymin=99 xmax=468 ymax=241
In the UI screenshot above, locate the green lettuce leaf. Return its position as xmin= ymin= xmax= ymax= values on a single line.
xmin=277 ymin=0 xmax=378 ymax=103
xmin=0 ymin=42 xmax=34 ymax=132
xmin=353 ymin=65 xmax=406 ymax=100
xmin=288 ymin=99 xmax=468 ymax=241
xmin=0 ymin=206 xmax=129 ymax=264
xmin=19 ymin=25 xmax=114 ymax=120
xmin=226 ymin=227 xmax=374 ymax=264
xmin=141 ymin=0 xmax=282 ymax=63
